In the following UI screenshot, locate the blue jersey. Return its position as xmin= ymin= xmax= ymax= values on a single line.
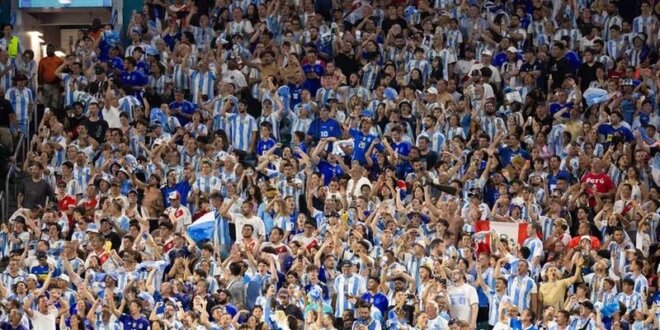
xmin=161 ymin=181 xmax=192 ymax=208
xmin=597 ymin=124 xmax=634 ymax=143
xmin=498 ymin=147 xmax=530 ymax=168
xmin=307 ymin=118 xmax=342 ymax=142
xmin=289 ymin=84 xmax=303 ymax=110
xmin=120 ymin=70 xmax=148 ymax=89
xmin=118 ymin=314 xmax=150 ymax=330
xmin=257 ymin=138 xmax=276 ymax=156
xmin=169 ymin=100 xmax=197 ymax=126
xmin=349 ymin=128 xmax=383 ymax=166
xmin=549 ymin=102 xmax=573 ymax=119
xmin=317 ymin=160 xmax=343 ymax=185
xmin=135 ymin=61 xmax=150 ymax=76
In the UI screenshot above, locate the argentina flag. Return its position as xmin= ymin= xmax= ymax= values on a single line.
xmin=186 ymin=211 xmax=216 ymax=244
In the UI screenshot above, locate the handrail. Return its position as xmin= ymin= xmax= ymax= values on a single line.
xmin=3 ymin=102 xmax=41 ymax=219
xmin=0 ymin=191 xmax=5 ymax=222
xmin=3 ymin=133 xmax=26 ymax=221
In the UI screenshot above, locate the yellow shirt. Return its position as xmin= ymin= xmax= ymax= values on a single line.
xmin=539 ymin=278 xmax=572 ymax=310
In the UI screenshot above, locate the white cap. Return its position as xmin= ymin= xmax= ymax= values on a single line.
xmin=426 ymin=87 xmax=438 ymax=95
xmin=168 ymin=191 xmax=180 ymax=200
xmin=481 ymin=49 xmax=493 ymax=56
xmin=506 ymin=46 xmax=518 ymax=53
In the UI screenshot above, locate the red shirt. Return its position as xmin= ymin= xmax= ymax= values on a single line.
xmin=581 ymin=172 xmax=615 ymax=207
xmin=568 ymin=235 xmax=601 ymax=249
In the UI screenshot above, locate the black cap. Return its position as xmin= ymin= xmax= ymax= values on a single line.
xmin=581 ymin=301 xmax=594 ymax=310
xmin=36 ymin=252 xmax=48 ymax=259
xmin=468 ymin=188 xmax=482 ymax=199
xmin=341 ymin=260 xmax=353 ymax=267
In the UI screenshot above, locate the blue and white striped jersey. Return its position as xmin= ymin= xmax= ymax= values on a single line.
xmin=193 ymin=175 xmax=222 ymax=195
xmin=60 ymin=73 xmax=88 ymax=107
xmin=118 ymin=95 xmax=141 ymax=122
xmin=148 ymin=74 xmax=171 ymax=95
xmin=616 ymin=291 xmax=643 ymax=312
xmin=333 ymin=274 xmax=366 ymax=317
xmin=506 ymin=275 xmax=537 ymax=311
xmin=228 ymin=113 xmax=258 ymax=152
xmin=190 ymin=68 xmax=217 ymax=105
xmin=5 ymin=87 xmax=34 ymax=134
xmin=0 ymin=59 xmax=15 ymax=93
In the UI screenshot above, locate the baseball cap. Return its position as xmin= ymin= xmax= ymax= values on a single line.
xmin=580 ymin=301 xmax=594 ymax=310
xmin=145 ymin=46 xmax=159 ymax=56
xmin=481 ymin=49 xmax=493 ymax=56
xmin=506 ymin=46 xmax=518 ymax=53
xmin=426 ymin=87 xmax=438 ymax=95
xmin=414 ymin=240 xmax=427 ymax=249
xmin=468 ymin=188 xmax=482 ymax=199
xmin=105 ymin=273 xmax=118 ymax=281
xmin=86 ymin=223 xmax=100 ymax=233
xmin=168 ymin=191 xmax=180 ymax=200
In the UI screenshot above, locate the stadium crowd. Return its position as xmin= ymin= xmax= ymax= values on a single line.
xmin=0 ymin=0 xmax=659 ymax=329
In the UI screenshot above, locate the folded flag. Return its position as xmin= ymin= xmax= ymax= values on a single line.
xmin=277 ymin=85 xmax=290 ymax=112
xmin=186 ymin=211 xmax=216 ymax=244
xmin=137 ymin=261 xmax=169 ymax=272
xmin=583 ymin=88 xmax=610 ymax=107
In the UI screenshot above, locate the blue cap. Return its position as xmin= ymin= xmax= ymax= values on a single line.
xmin=145 ymin=46 xmax=158 ymax=56
xmin=556 ymin=172 xmax=571 ymax=181
xmin=313 ymin=64 xmax=325 ymax=76
xmin=360 ymin=110 xmax=374 ymax=118
xmin=137 ymin=292 xmax=155 ymax=306
xmin=302 ymin=64 xmax=313 ymax=74
xmin=384 ymin=87 xmax=398 ymax=100
xmin=86 ymin=223 xmax=99 ymax=233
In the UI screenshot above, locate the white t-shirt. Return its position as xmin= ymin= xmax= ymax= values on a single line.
xmin=102 ymin=106 xmax=122 ymax=129
xmin=233 ymin=214 xmax=265 ymax=240
xmin=448 ymin=283 xmax=479 ymax=323
xmin=30 ymin=307 xmax=58 ymax=330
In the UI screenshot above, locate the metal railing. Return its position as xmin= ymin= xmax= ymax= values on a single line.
xmin=0 ymin=191 xmax=5 ymax=222
xmin=3 ymin=133 xmax=28 ymax=220
xmin=2 ymin=102 xmax=43 ymax=220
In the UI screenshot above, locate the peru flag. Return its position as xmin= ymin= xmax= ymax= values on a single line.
xmin=473 ymin=221 xmax=530 ymax=253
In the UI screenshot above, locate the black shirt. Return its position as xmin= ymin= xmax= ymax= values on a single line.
xmin=334 ymin=52 xmax=360 ymax=77
xmin=545 ymin=56 xmax=573 ymax=90
xmin=520 ymin=59 xmax=542 ymax=74
xmin=19 ymin=178 xmax=56 ymax=209
xmin=420 ymin=150 xmax=439 ymax=171
xmin=381 ymin=17 xmax=408 ymax=35
xmin=577 ymin=61 xmax=605 ymax=91
xmin=0 ymin=98 xmax=14 ymax=127
xmin=83 ymin=118 xmax=109 ymax=143
xmin=104 ymin=231 xmax=122 ymax=251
